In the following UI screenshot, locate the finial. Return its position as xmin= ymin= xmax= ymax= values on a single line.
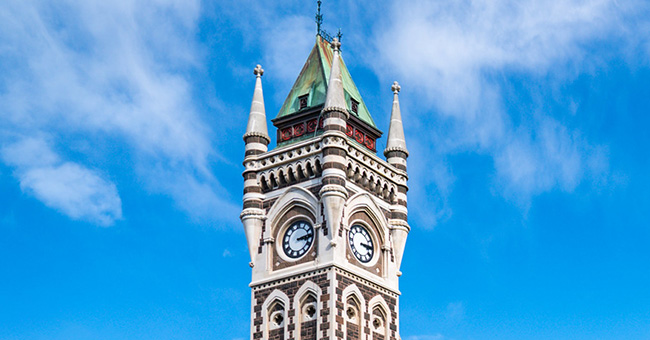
xmin=253 ymin=64 xmax=264 ymax=77
xmin=331 ymin=38 xmax=341 ymax=52
xmin=391 ymin=81 xmax=401 ymax=94
xmin=244 ymin=63 xmax=270 ymax=144
xmin=337 ymin=28 xmax=343 ymax=42
xmin=384 ymin=80 xmax=408 ymax=158
xmin=316 ymin=0 xmax=323 ymax=34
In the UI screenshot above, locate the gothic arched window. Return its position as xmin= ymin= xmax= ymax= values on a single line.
xmin=345 ymin=294 xmax=362 ymax=340
xmin=299 ymin=293 xmax=317 ymax=339
xmin=268 ymin=300 xmax=286 ymax=333
xmin=371 ymin=305 xmax=388 ymax=340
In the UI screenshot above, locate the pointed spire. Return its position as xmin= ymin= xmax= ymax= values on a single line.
xmin=322 ymin=38 xmax=348 ymax=116
xmin=384 ymin=81 xmax=408 ymax=157
xmin=244 ymin=64 xmax=270 ymax=143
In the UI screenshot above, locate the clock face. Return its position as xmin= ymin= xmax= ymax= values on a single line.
xmin=282 ymin=221 xmax=314 ymax=259
xmin=349 ymin=224 xmax=374 ymax=263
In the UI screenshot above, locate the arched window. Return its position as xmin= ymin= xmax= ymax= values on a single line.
xmin=268 ymin=300 xmax=285 ymax=332
xmin=345 ymin=295 xmax=362 ymax=340
xmin=293 ymin=281 xmax=322 ymax=340
xmin=368 ymin=295 xmax=392 ymax=340
xmin=371 ymin=305 xmax=388 ymax=340
xmin=299 ymin=293 xmax=317 ymax=339
xmin=262 ymin=290 xmax=290 ymax=340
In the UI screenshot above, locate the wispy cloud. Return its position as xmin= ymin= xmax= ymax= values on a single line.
xmin=1 ymin=138 xmax=122 ymax=226
xmin=0 ymin=0 xmax=239 ymax=225
xmin=371 ymin=0 xmax=648 ymax=222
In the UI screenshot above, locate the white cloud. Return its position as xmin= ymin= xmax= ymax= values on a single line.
xmin=371 ymin=0 xmax=646 ymax=220
xmin=2 ymin=138 xmax=122 ymax=226
xmin=19 ymin=163 xmax=122 ymax=226
xmin=0 ymin=0 xmax=238 ymax=225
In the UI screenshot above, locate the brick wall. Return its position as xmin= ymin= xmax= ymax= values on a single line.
xmin=252 ymin=270 xmax=331 ymax=340
xmin=334 ymin=270 xmax=398 ymax=340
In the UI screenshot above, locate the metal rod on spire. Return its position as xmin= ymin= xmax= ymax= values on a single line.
xmin=315 ymin=0 xmax=342 ymax=43
xmin=316 ymin=0 xmax=323 ymax=34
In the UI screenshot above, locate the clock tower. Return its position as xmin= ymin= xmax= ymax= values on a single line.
xmin=241 ymin=32 xmax=410 ymax=340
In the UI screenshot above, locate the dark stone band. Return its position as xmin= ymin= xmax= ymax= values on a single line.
xmin=322 ymin=162 xmax=346 ymax=171
xmin=392 ymin=211 xmax=408 ymax=221
xmin=244 ymin=135 xmax=270 ymax=145
xmin=322 ymin=110 xmax=347 ymax=120
xmin=385 ymin=150 xmax=408 ymax=159
xmin=244 ymin=186 xmax=262 ymax=194
xmin=322 ymin=148 xmax=347 ymax=156
xmin=322 ymin=176 xmax=346 ymax=186
xmin=243 ymin=200 xmax=263 ymax=209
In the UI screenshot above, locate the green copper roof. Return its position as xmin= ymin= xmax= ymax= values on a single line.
xmin=276 ymin=35 xmax=377 ymax=128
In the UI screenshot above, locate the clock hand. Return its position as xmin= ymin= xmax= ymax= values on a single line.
xmin=361 ymin=243 xmax=372 ymax=250
xmin=297 ymin=234 xmax=312 ymax=241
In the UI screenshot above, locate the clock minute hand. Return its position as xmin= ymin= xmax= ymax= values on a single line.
xmin=297 ymin=234 xmax=311 ymax=241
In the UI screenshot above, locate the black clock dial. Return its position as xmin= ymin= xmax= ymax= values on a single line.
xmin=282 ymin=221 xmax=314 ymax=259
xmin=349 ymin=224 xmax=374 ymax=263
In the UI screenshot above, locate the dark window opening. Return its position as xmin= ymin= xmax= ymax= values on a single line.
xmin=351 ymin=99 xmax=359 ymax=114
xmin=299 ymin=95 xmax=309 ymax=110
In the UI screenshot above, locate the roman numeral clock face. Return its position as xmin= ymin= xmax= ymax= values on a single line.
xmin=282 ymin=221 xmax=314 ymax=259
xmin=349 ymin=224 xmax=374 ymax=263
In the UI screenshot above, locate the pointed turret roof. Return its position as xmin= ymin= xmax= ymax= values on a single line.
xmin=275 ymin=35 xmax=376 ymax=128
xmin=384 ymin=81 xmax=408 ymax=156
xmin=323 ymin=38 xmax=347 ymax=114
xmin=244 ymin=65 xmax=270 ymax=142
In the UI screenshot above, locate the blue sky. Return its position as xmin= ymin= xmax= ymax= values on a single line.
xmin=1 ymin=1 xmax=649 ymax=339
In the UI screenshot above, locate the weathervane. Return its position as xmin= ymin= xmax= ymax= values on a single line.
xmin=315 ymin=0 xmax=341 ymax=43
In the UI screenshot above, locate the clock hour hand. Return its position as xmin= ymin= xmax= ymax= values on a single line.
xmin=360 ymin=243 xmax=372 ymax=250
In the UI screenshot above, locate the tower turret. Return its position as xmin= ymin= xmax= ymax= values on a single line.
xmin=322 ymin=38 xmax=348 ymax=116
xmin=241 ymin=64 xmax=269 ymax=267
xmin=384 ymin=81 xmax=410 ymax=272
xmin=320 ymin=38 xmax=348 ymax=242
xmin=384 ymin=81 xmax=408 ymax=171
xmin=244 ymin=65 xmax=270 ymax=155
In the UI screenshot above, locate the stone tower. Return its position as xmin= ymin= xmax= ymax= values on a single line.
xmin=241 ymin=35 xmax=409 ymax=340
